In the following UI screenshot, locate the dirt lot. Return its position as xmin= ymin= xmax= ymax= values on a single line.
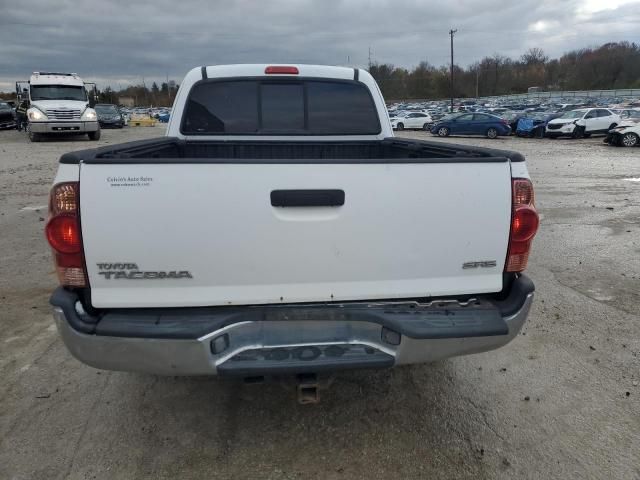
xmin=0 ymin=126 xmax=638 ymax=480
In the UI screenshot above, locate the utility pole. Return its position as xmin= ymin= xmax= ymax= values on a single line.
xmin=449 ymin=28 xmax=457 ymax=112
xmin=476 ymin=68 xmax=479 ymax=98
xmin=368 ymin=46 xmax=372 ymax=70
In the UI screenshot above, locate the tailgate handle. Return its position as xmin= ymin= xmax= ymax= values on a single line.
xmin=271 ymin=189 xmax=345 ymax=207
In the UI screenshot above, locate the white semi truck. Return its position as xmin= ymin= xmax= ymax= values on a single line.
xmin=15 ymin=72 xmax=100 ymax=142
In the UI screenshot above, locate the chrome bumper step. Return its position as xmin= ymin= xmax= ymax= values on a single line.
xmin=217 ymin=343 xmax=394 ymax=376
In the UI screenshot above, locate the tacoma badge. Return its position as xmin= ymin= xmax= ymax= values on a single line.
xmin=97 ymin=263 xmax=193 ymax=279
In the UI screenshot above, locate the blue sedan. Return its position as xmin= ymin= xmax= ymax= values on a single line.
xmin=430 ymin=113 xmax=511 ymax=139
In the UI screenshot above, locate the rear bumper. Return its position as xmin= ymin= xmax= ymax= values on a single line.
xmin=51 ymin=275 xmax=534 ymax=376
xmin=29 ymin=121 xmax=99 ymax=133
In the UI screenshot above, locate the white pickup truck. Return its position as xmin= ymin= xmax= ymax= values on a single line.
xmin=48 ymin=65 xmax=539 ymax=388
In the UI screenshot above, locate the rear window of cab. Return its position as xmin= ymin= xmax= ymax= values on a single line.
xmin=181 ymin=79 xmax=381 ymax=135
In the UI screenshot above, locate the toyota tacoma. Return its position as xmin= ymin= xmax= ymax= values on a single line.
xmin=47 ymin=64 xmax=539 ymax=392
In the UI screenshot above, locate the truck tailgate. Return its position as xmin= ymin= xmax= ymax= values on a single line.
xmin=79 ymin=161 xmax=512 ymax=308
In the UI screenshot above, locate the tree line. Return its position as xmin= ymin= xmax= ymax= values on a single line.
xmin=2 ymin=42 xmax=639 ymax=103
xmin=370 ymin=42 xmax=640 ymax=100
xmin=96 ymin=81 xmax=178 ymax=107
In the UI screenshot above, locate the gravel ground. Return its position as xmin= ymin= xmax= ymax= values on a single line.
xmin=0 ymin=127 xmax=638 ymax=480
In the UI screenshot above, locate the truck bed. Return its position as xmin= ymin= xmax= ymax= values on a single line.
xmin=60 ymin=137 xmax=525 ymax=164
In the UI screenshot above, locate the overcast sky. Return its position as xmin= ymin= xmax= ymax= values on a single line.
xmin=1 ymin=0 xmax=639 ymax=91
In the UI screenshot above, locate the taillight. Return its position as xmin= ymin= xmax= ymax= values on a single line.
xmin=264 ymin=65 xmax=299 ymax=74
xmin=45 ymin=182 xmax=87 ymax=287
xmin=46 ymin=215 xmax=81 ymax=253
xmin=505 ymin=178 xmax=539 ymax=272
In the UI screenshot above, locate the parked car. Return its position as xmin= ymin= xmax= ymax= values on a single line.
xmin=157 ymin=111 xmax=171 ymax=123
xmin=430 ymin=112 xmax=511 ymax=139
xmin=391 ymin=112 xmax=432 ymax=130
xmin=516 ymin=113 xmax=562 ymax=138
xmin=617 ymin=109 xmax=640 ymax=123
xmin=47 ymin=64 xmax=538 ymax=395
xmin=604 ymin=122 xmax=640 ymax=147
xmin=546 ymin=108 xmax=620 ymax=138
xmin=0 ymin=101 xmax=16 ymax=129
xmin=515 ymin=117 xmax=540 ymax=138
xmin=95 ymin=104 xmax=125 ymax=128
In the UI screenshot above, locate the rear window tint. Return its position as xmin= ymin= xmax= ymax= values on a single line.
xmin=182 ymin=81 xmax=258 ymax=134
xmin=181 ymin=79 xmax=381 ymax=135
xmin=307 ymin=82 xmax=380 ymax=134
xmin=261 ymin=83 xmax=305 ymax=131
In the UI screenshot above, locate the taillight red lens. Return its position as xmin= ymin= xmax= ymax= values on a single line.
xmin=265 ymin=66 xmax=299 ymax=74
xmin=46 ymin=215 xmax=81 ymax=254
xmin=46 ymin=182 xmax=86 ymax=287
xmin=505 ymin=178 xmax=539 ymax=273
xmin=511 ymin=206 xmax=539 ymax=242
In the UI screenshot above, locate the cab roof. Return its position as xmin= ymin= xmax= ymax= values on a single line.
xmin=199 ymin=64 xmax=357 ymax=81
xmin=30 ymin=72 xmax=84 ymax=86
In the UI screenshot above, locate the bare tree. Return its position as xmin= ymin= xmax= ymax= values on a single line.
xmin=521 ymin=48 xmax=548 ymax=65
